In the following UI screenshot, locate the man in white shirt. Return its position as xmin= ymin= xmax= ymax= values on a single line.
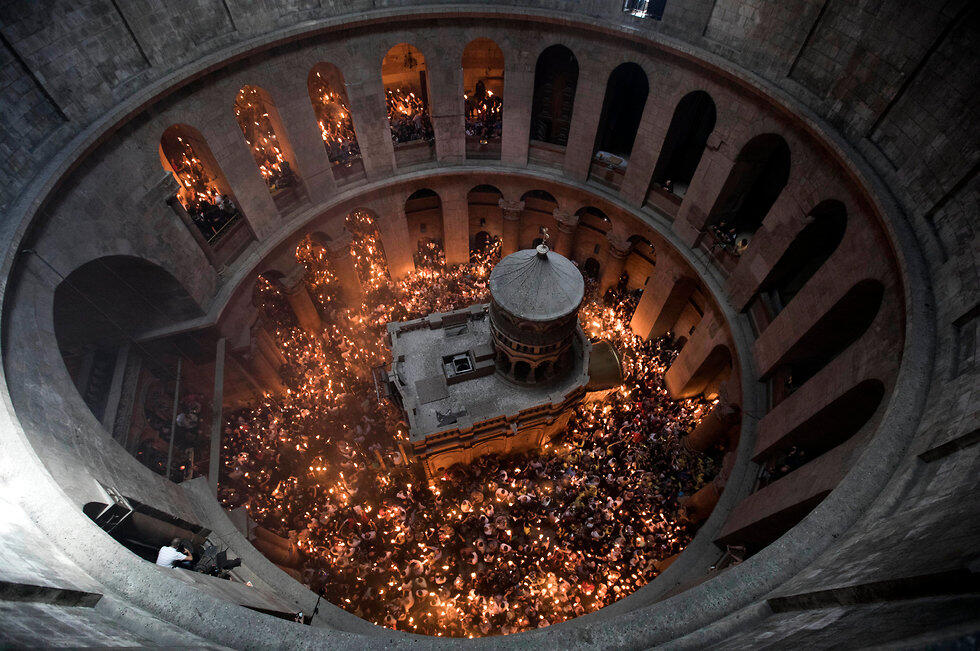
xmin=156 ymin=538 xmax=194 ymax=569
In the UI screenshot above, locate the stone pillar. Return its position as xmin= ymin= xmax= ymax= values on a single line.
xmin=619 ymin=91 xmax=674 ymax=207
xmin=683 ymin=402 xmax=741 ymax=453
xmin=427 ymin=51 xmax=466 ymax=164
xmin=501 ymin=50 xmax=534 ymax=166
xmin=345 ymin=67 xmax=396 ymax=181
xmin=257 ymin=62 xmax=337 ymax=205
xmin=680 ymin=480 xmax=721 ymax=524
xmin=326 ymin=233 xmax=364 ymax=308
xmin=629 ymin=253 xmax=688 ymax=339
xmin=500 ymin=199 xmax=524 ymax=256
xmin=552 ymin=210 xmax=579 ymax=257
xmin=664 ymin=311 xmax=729 ymax=400
xmin=166 ymin=196 xmax=217 ymax=266
xmin=562 ymin=60 xmax=608 ymax=183
xmin=284 ymin=281 xmax=322 ymax=335
xmin=441 ymin=183 xmax=470 ymax=265
xmin=377 ymin=198 xmax=416 ymax=280
xmin=674 ymin=133 xmax=730 ymax=247
xmin=208 ymin=337 xmax=226 ymax=496
xmin=101 ymin=343 xmax=130 ymax=435
xmin=599 ymin=234 xmax=631 ymax=294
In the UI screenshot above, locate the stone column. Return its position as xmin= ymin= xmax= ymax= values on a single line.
xmin=208 ymin=337 xmax=226 ymax=496
xmin=101 ymin=343 xmax=130 ymax=435
xmin=441 ymin=183 xmax=470 ymax=265
xmin=552 ymin=210 xmax=579 ymax=257
xmin=629 ymin=253 xmax=688 ymax=339
xmin=427 ymin=51 xmax=466 ymax=164
xmin=674 ymin=132 xmax=730 ymax=247
xmin=664 ymin=311 xmax=729 ymax=400
xmin=619 ymin=90 xmax=674 ymax=207
xmin=501 ymin=49 xmax=534 ymax=166
xmin=599 ymin=234 xmax=631 ymax=293
xmin=562 ymin=60 xmax=608 ymax=183
xmin=326 ymin=233 xmax=364 ymax=308
xmin=500 ymin=199 xmax=524 ymax=256
xmin=680 ymin=479 xmax=721 ymax=524
xmin=345 ymin=67 xmax=396 ymax=181
xmin=377 ymin=197 xmax=416 ymax=280
xmin=683 ymin=402 xmax=741 ymax=453
xmin=258 ymin=62 xmax=337 ymax=205
xmin=284 ymin=281 xmax=322 ymax=335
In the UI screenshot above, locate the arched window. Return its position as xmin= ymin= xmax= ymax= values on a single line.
xmin=346 ymin=210 xmax=390 ymax=295
xmin=405 ymin=189 xmax=444 ymax=270
xmin=307 ymin=62 xmax=363 ymax=184
xmin=462 ymin=38 xmax=504 ymax=160
xmin=382 ymin=44 xmax=433 ymax=148
xmin=757 ymin=200 xmax=847 ymax=319
xmin=576 ymin=206 xmax=611 ymax=234
xmin=234 ymin=84 xmax=303 ymax=213
xmin=650 ymin=91 xmax=716 ymax=197
xmin=767 ymin=279 xmax=884 ymax=408
xmin=591 ymin=62 xmax=649 ymax=189
xmin=160 ymin=124 xmax=250 ymax=250
xmin=530 ymin=45 xmax=579 ymax=148
xmin=707 ymin=134 xmax=791 ymax=254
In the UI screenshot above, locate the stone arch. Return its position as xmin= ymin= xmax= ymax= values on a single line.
xmin=767 ymin=279 xmax=885 ymax=408
xmin=382 ymin=43 xmax=433 ymax=146
xmin=755 ymin=199 xmax=848 ymax=320
xmin=583 ymin=257 xmax=601 ymax=279
xmin=530 ymin=44 xmax=579 ymax=147
xmin=707 ymin=133 xmax=791 ymax=244
xmin=462 ymin=38 xmax=504 ymax=159
xmin=650 ymin=90 xmax=717 ymax=197
xmin=54 ymin=256 xmax=204 ymax=424
xmin=307 ymin=62 xmax=363 ymax=183
xmin=233 ymin=84 xmax=303 ymax=213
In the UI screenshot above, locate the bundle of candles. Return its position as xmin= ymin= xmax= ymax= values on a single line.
xmin=220 ymin=230 xmax=720 ymax=637
xmin=165 ymin=135 xmax=223 ymax=214
xmin=309 ymin=72 xmax=361 ymax=165
xmin=385 ymin=87 xmax=434 ymax=143
xmin=464 ymin=85 xmax=503 ymax=141
xmin=234 ymin=86 xmax=296 ymax=190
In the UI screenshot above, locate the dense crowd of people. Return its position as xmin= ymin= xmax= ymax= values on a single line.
xmin=386 ymin=88 xmax=435 ymax=144
xmin=464 ymin=80 xmax=503 ymax=143
xmin=218 ymin=222 xmax=719 ymax=636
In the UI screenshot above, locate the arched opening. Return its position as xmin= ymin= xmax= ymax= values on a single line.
xmin=346 ymin=209 xmax=391 ymax=296
xmin=650 ymin=90 xmax=716 ymax=198
xmin=382 ymin=43 xmax=434 ymax=163
xmin=54 ymin=256 xmax=206 ymax=477
xmin=576 ymin=206 xmax=611 ymax=234
xmin=756 ymin=379 xmax=886 ymax=480
xmin=530 ymin=45 xmax=578 ymax=161
xmin=468 ymin=184 xmax=503 ymax=257
xmin=234 ymin=84 xmax=303 ymax=213
xmin=520 ymin=190 xmax=558 ymax=249
xmin=513 ymin=361 xmax=531 ymax=382
xmin=767 ymin=279 xmax=884 ymax=408
xmin=307 ymin=62 xmax=364 ymax=184
xmin=462 ymin=38 xmax=504 ymax=160
xmin=590 ymin=62 xmax=649 ymax=189
xmin=705 ymin=134 xmax=791 ymax=259
xmin=405 ymin=189 xmax=445 ymax=270
xmin=159 ymin=124 xmax=253 ymax=263
xmin=572 ymin=206 xmax=611 ymax=265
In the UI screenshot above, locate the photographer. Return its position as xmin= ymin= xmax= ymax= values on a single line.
xmin=155 ymin=538 xmax=194 ymax=570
